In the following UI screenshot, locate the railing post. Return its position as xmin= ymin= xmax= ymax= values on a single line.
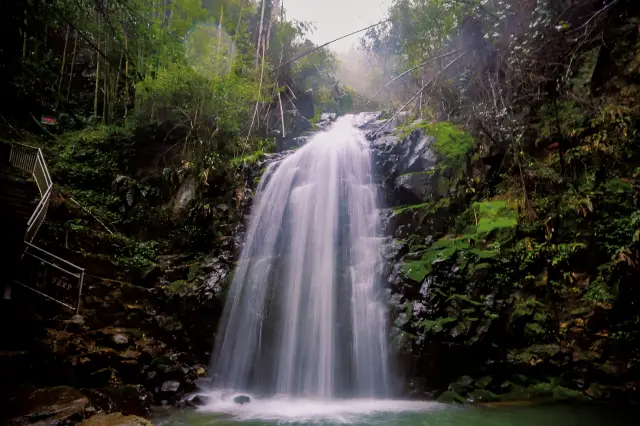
xmin=76 ymin=269 xmax=85 ymax=314
xmin=5 ymin=142 xmax=87 ymax=311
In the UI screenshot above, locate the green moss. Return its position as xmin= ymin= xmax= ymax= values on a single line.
xmin=401 ymin=200 xmax=516 ymax=282
xmin=402 ymin=236 xmax=470 ymax=282
xmin=466 ymin=200 xmax=518 ymax=243
xmin=187 ymin=262 xmax=203 ymax=282
xmin=395 ymin=121 xmax=473 ymax=167
xmin=150 ymin=355 xmax=173 ymax=366
xmin=437 ymin=391 xmax=467 ymax=404
xmin=426 ymin=122 xmax=474 ymax=166
xmin=392 ymin=202 xmax=431 ymax=214
xmin=421 ymin=316 xmax=457 ymax=333
xmin=167 ymin=279 xmax=194 ymax=295
xmin=475 ymin=376 xmax=493 ymax=389
xmin=229 ymin=149 xmax=266 ymax=167
xmin=469 ymin=389 xmax=499 ymax=402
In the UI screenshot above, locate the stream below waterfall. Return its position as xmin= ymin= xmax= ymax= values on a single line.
xmin=153 ymin=400 xmax=637 ymax=425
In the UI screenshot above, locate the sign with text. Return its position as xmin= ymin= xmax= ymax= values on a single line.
xmin=17 ymin=253 xmax=80 ymax=309
xmin=41 ymin=116 xmax=57 ymax=126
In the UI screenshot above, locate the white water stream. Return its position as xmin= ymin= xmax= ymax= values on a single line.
xmin=210 ymin=115 xmax=390 ymax=399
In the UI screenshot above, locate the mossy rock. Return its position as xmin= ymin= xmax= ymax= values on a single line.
xmin=150 ymin=356 xmax=173 ymax=367
xmin=448 ymin=376 xmax=474 ymax=393
xmin=187 ymin=262 xmax=203 ymax=282
xmin=468 ymin=389 xmax=499 ymax=403
xmin=475 ymin=376 xmax=493 ymax=389
xmin=551 ymin=386 xmax=589 ymax=402
xmin=166 ymin=280 xmax=195 ymax=295
xmin=437 ymin=390 xmax=467 ymax=404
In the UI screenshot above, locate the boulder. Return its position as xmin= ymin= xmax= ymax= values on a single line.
xmin=233 ymin=395 xmax=251 ymax=405
xmin=112 ymin=333 xmax=129 ymax=346
xmin=4 ymin=386 xmax=91 ymax=425
xmin=101 ymin=385 xmax=152 ymax=416
xmin=160 ymin=381 xmax=180 ymax=393
xmin=395 ymin=172 xmax=433 ymax=204
xmin=78 ymin=413 xmax=152 ymax=426
xmin=394 ymin=130 xmax=437 ymax=175
xmin=173 ymin=178 xmax=197 ymax=217
xmin=187 ymin=394 xmax=209 ymax=407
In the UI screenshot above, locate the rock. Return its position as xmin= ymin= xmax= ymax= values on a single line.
xmin=354 ymin=112 xmax=383 ymax=131
xmin=78 ymin=413 xmax=152 ymax=426
xmin=395 ymin=172 xmax=433 ymax=203
xmin=101 ymin=385 xmax=152 ymax=416
xmin=394 ymin=130 xmax=437 ymax=175
xmin=173 ymin=178 xmax=197 ymax=216
xmin=449 ymin=376 xmax=475 ymax=393
xmin=320 ymin=113 xmax=336 ymax=122
xmin=71 ymin=314 xmax=85 ymax=325
xmin=112 ymin=333 xmax=129 ymax=346
xmin=475 ymin=376 xmax=493 ymax=389
xmin=468 ymin=389 xmax=499 ymax=403
xmin=5 ymin=386 xmax=91 ymax=425
xmin=437 ymin=390 xmax=466 ymax=404
xmin=160 ymin=381 xmax=180 ymax=393
xmin=188 ymin=395 xmax=209 ymax=407
xmin=585 ymin=382 xmax=605 ymax=399
xmin=233 ymin=395 xmax=251 ymax=405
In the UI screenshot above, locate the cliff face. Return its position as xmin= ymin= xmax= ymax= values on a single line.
xmin=365 ymin=87 xmax=640 ymax=405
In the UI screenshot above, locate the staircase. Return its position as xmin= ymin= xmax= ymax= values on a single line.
xmin=0 ymin=142 xmax=84 ymax=310
xmin=1 ymin=155 xmax=39 ymax=288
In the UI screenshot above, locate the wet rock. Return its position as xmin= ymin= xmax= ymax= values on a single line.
xmin=475 ymin=376 xmax=493 ymax=389
xmin=160 ymin=380 xmax=180 ymax=393
xmin=112 ymin=333 xmax=129 ymax=346
xmin=233 ymin=395 xmax=251 ymax=405
xmin=468 ymin=389 xmax=499 ymax=403
xmin=437 ymin=390 xmax=466 ymax=404
xmin=101 ymin=385 xmax=152 ymax=416
xmin=394 ymin=130 xmax=437 ymax=175
xmin=173 ymin=178 xmax=197 ymax=216
xmin=78 ymin=412 xmax=152 ymax=426
xmin=449 ymin=376 xmax=475 ymax=393
xmin=5 ymin=386 xmax=91 ymax=425
xmin=188 ymin=394 xmax=209 ymax=407
xmin=395 ymin=172 xmax=433 ymax=204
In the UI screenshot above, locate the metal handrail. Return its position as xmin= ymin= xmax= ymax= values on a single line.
xmin=21 ymin=242 xmax=85 ymax=313
xmin=5 ymin=142 xmax=85 ymax=312
xmin=9 ymin=143 xmax=53 ymax=242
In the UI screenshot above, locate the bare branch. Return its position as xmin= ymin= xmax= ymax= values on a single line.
xmin=372 ymin=51 xmax=468 ymax=137
xmin=366 ymin=49 xmax=461 ymax=106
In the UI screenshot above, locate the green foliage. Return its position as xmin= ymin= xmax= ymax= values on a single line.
xmin=52 ymin=125 xmax=134 ymax=188
xmin=427 ymin=122 xmax=474 ymax=167
xmin=167 ymin=280 xmax=195 ymax=296
xmin=470 ymin=200 xmax=518 ymax=242
xmin=402 ymin=200 xmax=517 ymax=282
xmin=421 ymin=316 xmax=457 ymax=334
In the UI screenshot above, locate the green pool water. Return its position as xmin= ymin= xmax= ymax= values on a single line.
xmin=152 ymin=397 xmax=637 ymax=426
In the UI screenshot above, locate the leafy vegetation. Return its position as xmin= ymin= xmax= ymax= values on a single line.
xmin=374 ymin=0 xmax=640 ymax=403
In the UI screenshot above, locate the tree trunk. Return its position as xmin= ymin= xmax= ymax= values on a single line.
xmin=94 ymin=18 xmax=101 ymax=120
xmin=256 ymin=0 xmax=267 ymax=67
xmin=56 ymin=25 xmax=71 ymax=109
xmin=66 ymin=31 xmax=78 ymax=99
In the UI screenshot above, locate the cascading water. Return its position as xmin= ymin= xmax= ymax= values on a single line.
xmin=210 ymin=115 xmax=390 ymax=399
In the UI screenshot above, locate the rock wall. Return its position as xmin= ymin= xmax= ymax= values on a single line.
xmin=365 ymin=112 xmax=640 ymax=405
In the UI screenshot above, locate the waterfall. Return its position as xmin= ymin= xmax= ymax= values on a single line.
xmin=210 ymin=115 xmax=389 ymax=399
